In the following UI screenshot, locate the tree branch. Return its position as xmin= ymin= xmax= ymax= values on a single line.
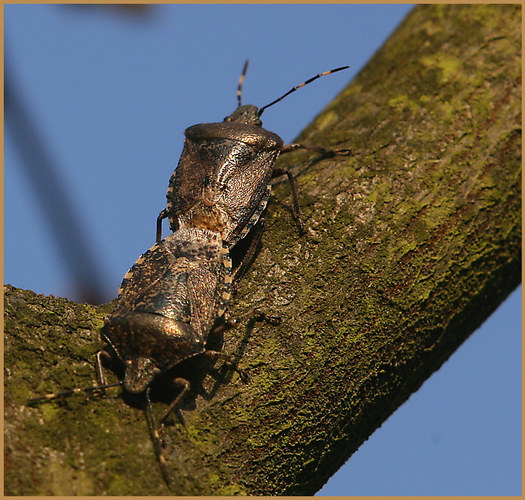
xmin=4 ymin=4 xmax=521 ymax=495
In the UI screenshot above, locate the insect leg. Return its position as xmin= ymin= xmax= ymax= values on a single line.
xmin=212 ymin=305 xmax=282 ymax=338
xmin=160 ymin=377 xmax=191 ymax=423
xmin=28 ymin=349 xmax=121 ymax=406
xmin=95 ymin=350 xmax=113 ymax=386
xmin=156 ymin=208 xmax=169 ymax=243
xmin=200 ymin=350 xmax=249 ymax=383
xmin=229 ymin=217 xmax=266 ymax=289
xmin=202 ymin=310 xmax=281 ymax=390
xmin=274 ymin=145 xmax=352 ymax=232
xmin=271 ymin=167 xmax=305 ymax=233
xmin=280 ymin=143 xmax=353 ymax=157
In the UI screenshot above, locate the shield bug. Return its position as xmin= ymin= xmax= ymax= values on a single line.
xmin=156 ymin=61 xmax=351 ymax=244
xmin=29 ymin=226 xmax=247 ymax=484
xmin=103 ymin=227 xmax=235 ymax=399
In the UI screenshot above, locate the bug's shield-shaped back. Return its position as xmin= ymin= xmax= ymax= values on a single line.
xmin=104 ymin=228 xmax=232 ymax=385
xmin=167 ymin=122 xmax=283 ymax=246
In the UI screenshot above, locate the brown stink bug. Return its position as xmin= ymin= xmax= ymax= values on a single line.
xmin=28 ymin=61 xmax=348 ymax=485
xmin=156 ymin=61 xmax=351 ymax=245
xmin=29 ymin=226 xmax=248 ymax=484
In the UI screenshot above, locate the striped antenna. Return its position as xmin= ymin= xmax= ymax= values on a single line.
xmin=236 ymin=59 xmax=249 ymax=107
xmin=144 ymin=387 xmax=171 ymax=484
xmin=27 ymin=381 xmax=123 ymax=406
xmin=258 ymin=65 xmax=350 ymax=117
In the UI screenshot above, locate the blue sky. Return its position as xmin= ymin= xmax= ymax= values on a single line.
xmin=5 ymin=5 xmax=521 ymax=495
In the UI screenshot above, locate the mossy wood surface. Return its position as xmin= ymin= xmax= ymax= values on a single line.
xmin=4 ymin=5 xmax=521 ymax=495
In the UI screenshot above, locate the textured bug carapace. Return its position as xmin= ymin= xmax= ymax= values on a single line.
xmin=156 ymin=61 xmax=351 ymax=244
xmin=30 ymin=61 xmax=351 ymax=487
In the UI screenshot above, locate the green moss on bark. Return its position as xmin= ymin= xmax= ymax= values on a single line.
xmin=5 ymin=4 xmax=521 ymax=496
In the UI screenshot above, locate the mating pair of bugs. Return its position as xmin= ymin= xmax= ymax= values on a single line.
xmin=29 ymin=61 xmax=350 ymax=484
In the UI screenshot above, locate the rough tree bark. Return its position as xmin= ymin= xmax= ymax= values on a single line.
xmin=4 ymin=4 xmax=521 ymax=495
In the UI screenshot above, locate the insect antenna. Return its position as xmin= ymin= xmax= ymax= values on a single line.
xmin=258 ymin=65 xmax=350 ymax=117
xmin=27 ymin=381 xmax=123 ymax=406
xmin=144 ymin=387 xmax=171 ymax=484
xmin=236 ymin=59 xmax=249 ymax=107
